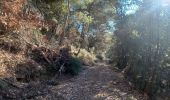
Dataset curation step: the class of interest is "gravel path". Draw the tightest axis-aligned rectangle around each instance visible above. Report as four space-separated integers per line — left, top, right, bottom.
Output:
50 63 146 100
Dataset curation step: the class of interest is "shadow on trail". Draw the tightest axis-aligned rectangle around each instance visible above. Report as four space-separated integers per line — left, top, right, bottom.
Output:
52 63 146 100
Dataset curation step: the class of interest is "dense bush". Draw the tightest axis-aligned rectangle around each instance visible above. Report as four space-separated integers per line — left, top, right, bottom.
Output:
96 54 103 61
109 0 170 99
65 57 82 75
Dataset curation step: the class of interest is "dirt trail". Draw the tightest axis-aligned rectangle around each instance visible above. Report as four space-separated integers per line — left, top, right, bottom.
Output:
49 63 146 100
1 63 146 100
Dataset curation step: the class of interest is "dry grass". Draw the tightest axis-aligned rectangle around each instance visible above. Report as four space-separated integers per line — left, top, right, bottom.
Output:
71 46 96 65
0 25 59 79
0 50 26 77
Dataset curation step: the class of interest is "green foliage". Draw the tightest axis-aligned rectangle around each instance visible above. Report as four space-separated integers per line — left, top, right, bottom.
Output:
71 0 94 9
32 0 65 20
65 57 82 75
109 0 170 99
62 3 69 13
76 12 94 24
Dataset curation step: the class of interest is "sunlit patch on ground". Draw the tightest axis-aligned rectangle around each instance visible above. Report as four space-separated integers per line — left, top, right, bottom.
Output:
94 92 109 98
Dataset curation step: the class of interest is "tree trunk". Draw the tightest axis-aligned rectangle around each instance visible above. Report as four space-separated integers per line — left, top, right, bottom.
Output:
59 0 70 45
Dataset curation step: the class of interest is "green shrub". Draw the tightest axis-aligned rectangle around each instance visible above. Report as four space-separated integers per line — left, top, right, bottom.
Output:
65 57 82 75
96 54 103 61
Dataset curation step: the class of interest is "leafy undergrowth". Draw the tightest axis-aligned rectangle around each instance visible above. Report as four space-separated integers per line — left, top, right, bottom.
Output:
0 42 82 99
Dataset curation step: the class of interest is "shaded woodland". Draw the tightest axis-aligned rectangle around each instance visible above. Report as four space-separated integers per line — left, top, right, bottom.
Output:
0 0 170 100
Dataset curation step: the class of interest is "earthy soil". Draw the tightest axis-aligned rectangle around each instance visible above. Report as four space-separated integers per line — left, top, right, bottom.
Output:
50 63 146 100
0 63 146 100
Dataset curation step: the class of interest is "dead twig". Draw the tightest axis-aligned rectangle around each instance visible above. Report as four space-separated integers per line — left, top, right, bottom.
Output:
40 51 52 64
